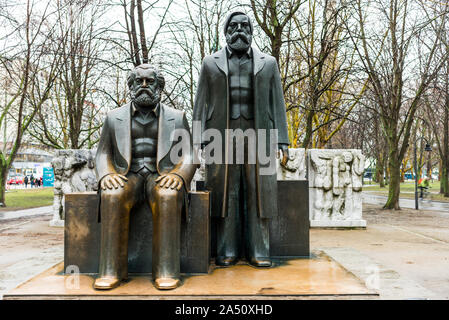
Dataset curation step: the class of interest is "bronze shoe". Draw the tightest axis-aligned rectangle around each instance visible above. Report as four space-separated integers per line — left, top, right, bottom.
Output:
154 277 180 290
93 276 121 290
248 257 272 268
216 256 238 266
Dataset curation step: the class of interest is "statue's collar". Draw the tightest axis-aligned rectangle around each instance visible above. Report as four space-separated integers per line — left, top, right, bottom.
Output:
226 46 252 59
131 102 160 118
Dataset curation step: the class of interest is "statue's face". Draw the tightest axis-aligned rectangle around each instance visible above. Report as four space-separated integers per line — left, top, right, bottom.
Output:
129 68 160 109
343 152 353 163
226 14 252 52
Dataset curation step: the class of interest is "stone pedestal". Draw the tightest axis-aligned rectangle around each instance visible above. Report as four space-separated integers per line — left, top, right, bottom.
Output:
207 180 310 258
64 191 210 274
270 180 309 256
308 149 366 228
3 252 377 299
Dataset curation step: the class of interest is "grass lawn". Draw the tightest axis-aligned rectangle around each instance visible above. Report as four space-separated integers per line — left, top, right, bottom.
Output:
363 180 449 202
1 187 54 211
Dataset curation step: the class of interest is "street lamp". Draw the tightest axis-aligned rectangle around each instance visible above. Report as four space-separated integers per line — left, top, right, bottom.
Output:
414 137 432 210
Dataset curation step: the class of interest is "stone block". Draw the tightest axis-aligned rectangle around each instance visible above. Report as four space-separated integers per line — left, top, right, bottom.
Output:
209 180 310 258
64 191 210 274
270 180 309 256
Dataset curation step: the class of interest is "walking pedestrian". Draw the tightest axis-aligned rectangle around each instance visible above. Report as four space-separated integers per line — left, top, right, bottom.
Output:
24 175 28 189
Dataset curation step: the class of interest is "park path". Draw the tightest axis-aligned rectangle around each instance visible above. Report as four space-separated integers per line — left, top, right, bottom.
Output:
0 210 63 299
0 206 53 221
363 192 449 212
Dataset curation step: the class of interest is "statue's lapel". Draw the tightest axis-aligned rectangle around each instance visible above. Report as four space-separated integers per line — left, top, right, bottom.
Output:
252 48 266 76
214 48 228 76
157 104 175 169
114 103 131 164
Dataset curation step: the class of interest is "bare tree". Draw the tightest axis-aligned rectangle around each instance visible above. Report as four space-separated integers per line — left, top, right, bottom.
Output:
424 59 449 196
349 0 449 209
249 0 303 64
28 0 112 149
120 0 174 66
283 0 365 148
0 0 61 206
164 0 232 114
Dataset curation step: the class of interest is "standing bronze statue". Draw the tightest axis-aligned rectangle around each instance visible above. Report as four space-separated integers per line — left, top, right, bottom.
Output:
193 12 290 267
94 64 196 290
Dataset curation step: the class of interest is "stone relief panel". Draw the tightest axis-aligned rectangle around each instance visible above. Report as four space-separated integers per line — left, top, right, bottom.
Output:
50 149 97 225
308 149 365 227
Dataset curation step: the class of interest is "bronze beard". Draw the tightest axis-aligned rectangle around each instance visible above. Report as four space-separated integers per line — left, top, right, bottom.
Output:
131 87 161 109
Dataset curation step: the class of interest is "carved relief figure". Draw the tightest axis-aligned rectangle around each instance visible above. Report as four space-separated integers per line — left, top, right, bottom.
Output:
352 153 365 192
310 152 333 220
332 152 353 217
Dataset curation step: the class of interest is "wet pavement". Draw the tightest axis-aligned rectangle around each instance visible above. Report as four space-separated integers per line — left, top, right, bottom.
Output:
363 193 449 212
0 213 63 299
0 206 53 221
4 253 376 299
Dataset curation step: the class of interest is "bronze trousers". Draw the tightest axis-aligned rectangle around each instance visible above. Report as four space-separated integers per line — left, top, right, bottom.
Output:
217 117 270 260
98 168 183 281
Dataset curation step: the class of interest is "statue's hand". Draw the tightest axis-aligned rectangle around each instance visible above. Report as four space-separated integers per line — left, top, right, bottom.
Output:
101 174 128 190
278 145 289 168
155 173 183 191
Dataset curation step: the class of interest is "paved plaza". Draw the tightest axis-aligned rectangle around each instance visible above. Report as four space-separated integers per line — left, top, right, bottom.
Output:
1 194 448 299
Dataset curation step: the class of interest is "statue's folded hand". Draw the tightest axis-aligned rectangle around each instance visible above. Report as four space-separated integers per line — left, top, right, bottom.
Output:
278 145 289 168
155 173 183 191
101 174 128 190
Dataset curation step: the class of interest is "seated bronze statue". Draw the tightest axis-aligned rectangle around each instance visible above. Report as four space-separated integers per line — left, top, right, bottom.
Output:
94 64 196 290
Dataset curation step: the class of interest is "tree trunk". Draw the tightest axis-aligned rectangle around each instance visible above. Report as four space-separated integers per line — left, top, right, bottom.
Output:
384 153 401 209
376 158 385 187
0 165 8 207
136 0 148 63
443 95 449 196
271 30 282 66
442 164 449 197
301 110 314 148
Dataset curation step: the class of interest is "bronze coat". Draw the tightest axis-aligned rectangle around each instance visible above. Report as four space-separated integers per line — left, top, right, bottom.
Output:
95 103 197 220
193 47 290 219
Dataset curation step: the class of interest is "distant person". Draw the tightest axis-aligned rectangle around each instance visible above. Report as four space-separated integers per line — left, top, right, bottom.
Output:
31 178 35 188
418 177 430 198
39 176 43 187
24 175 28 188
